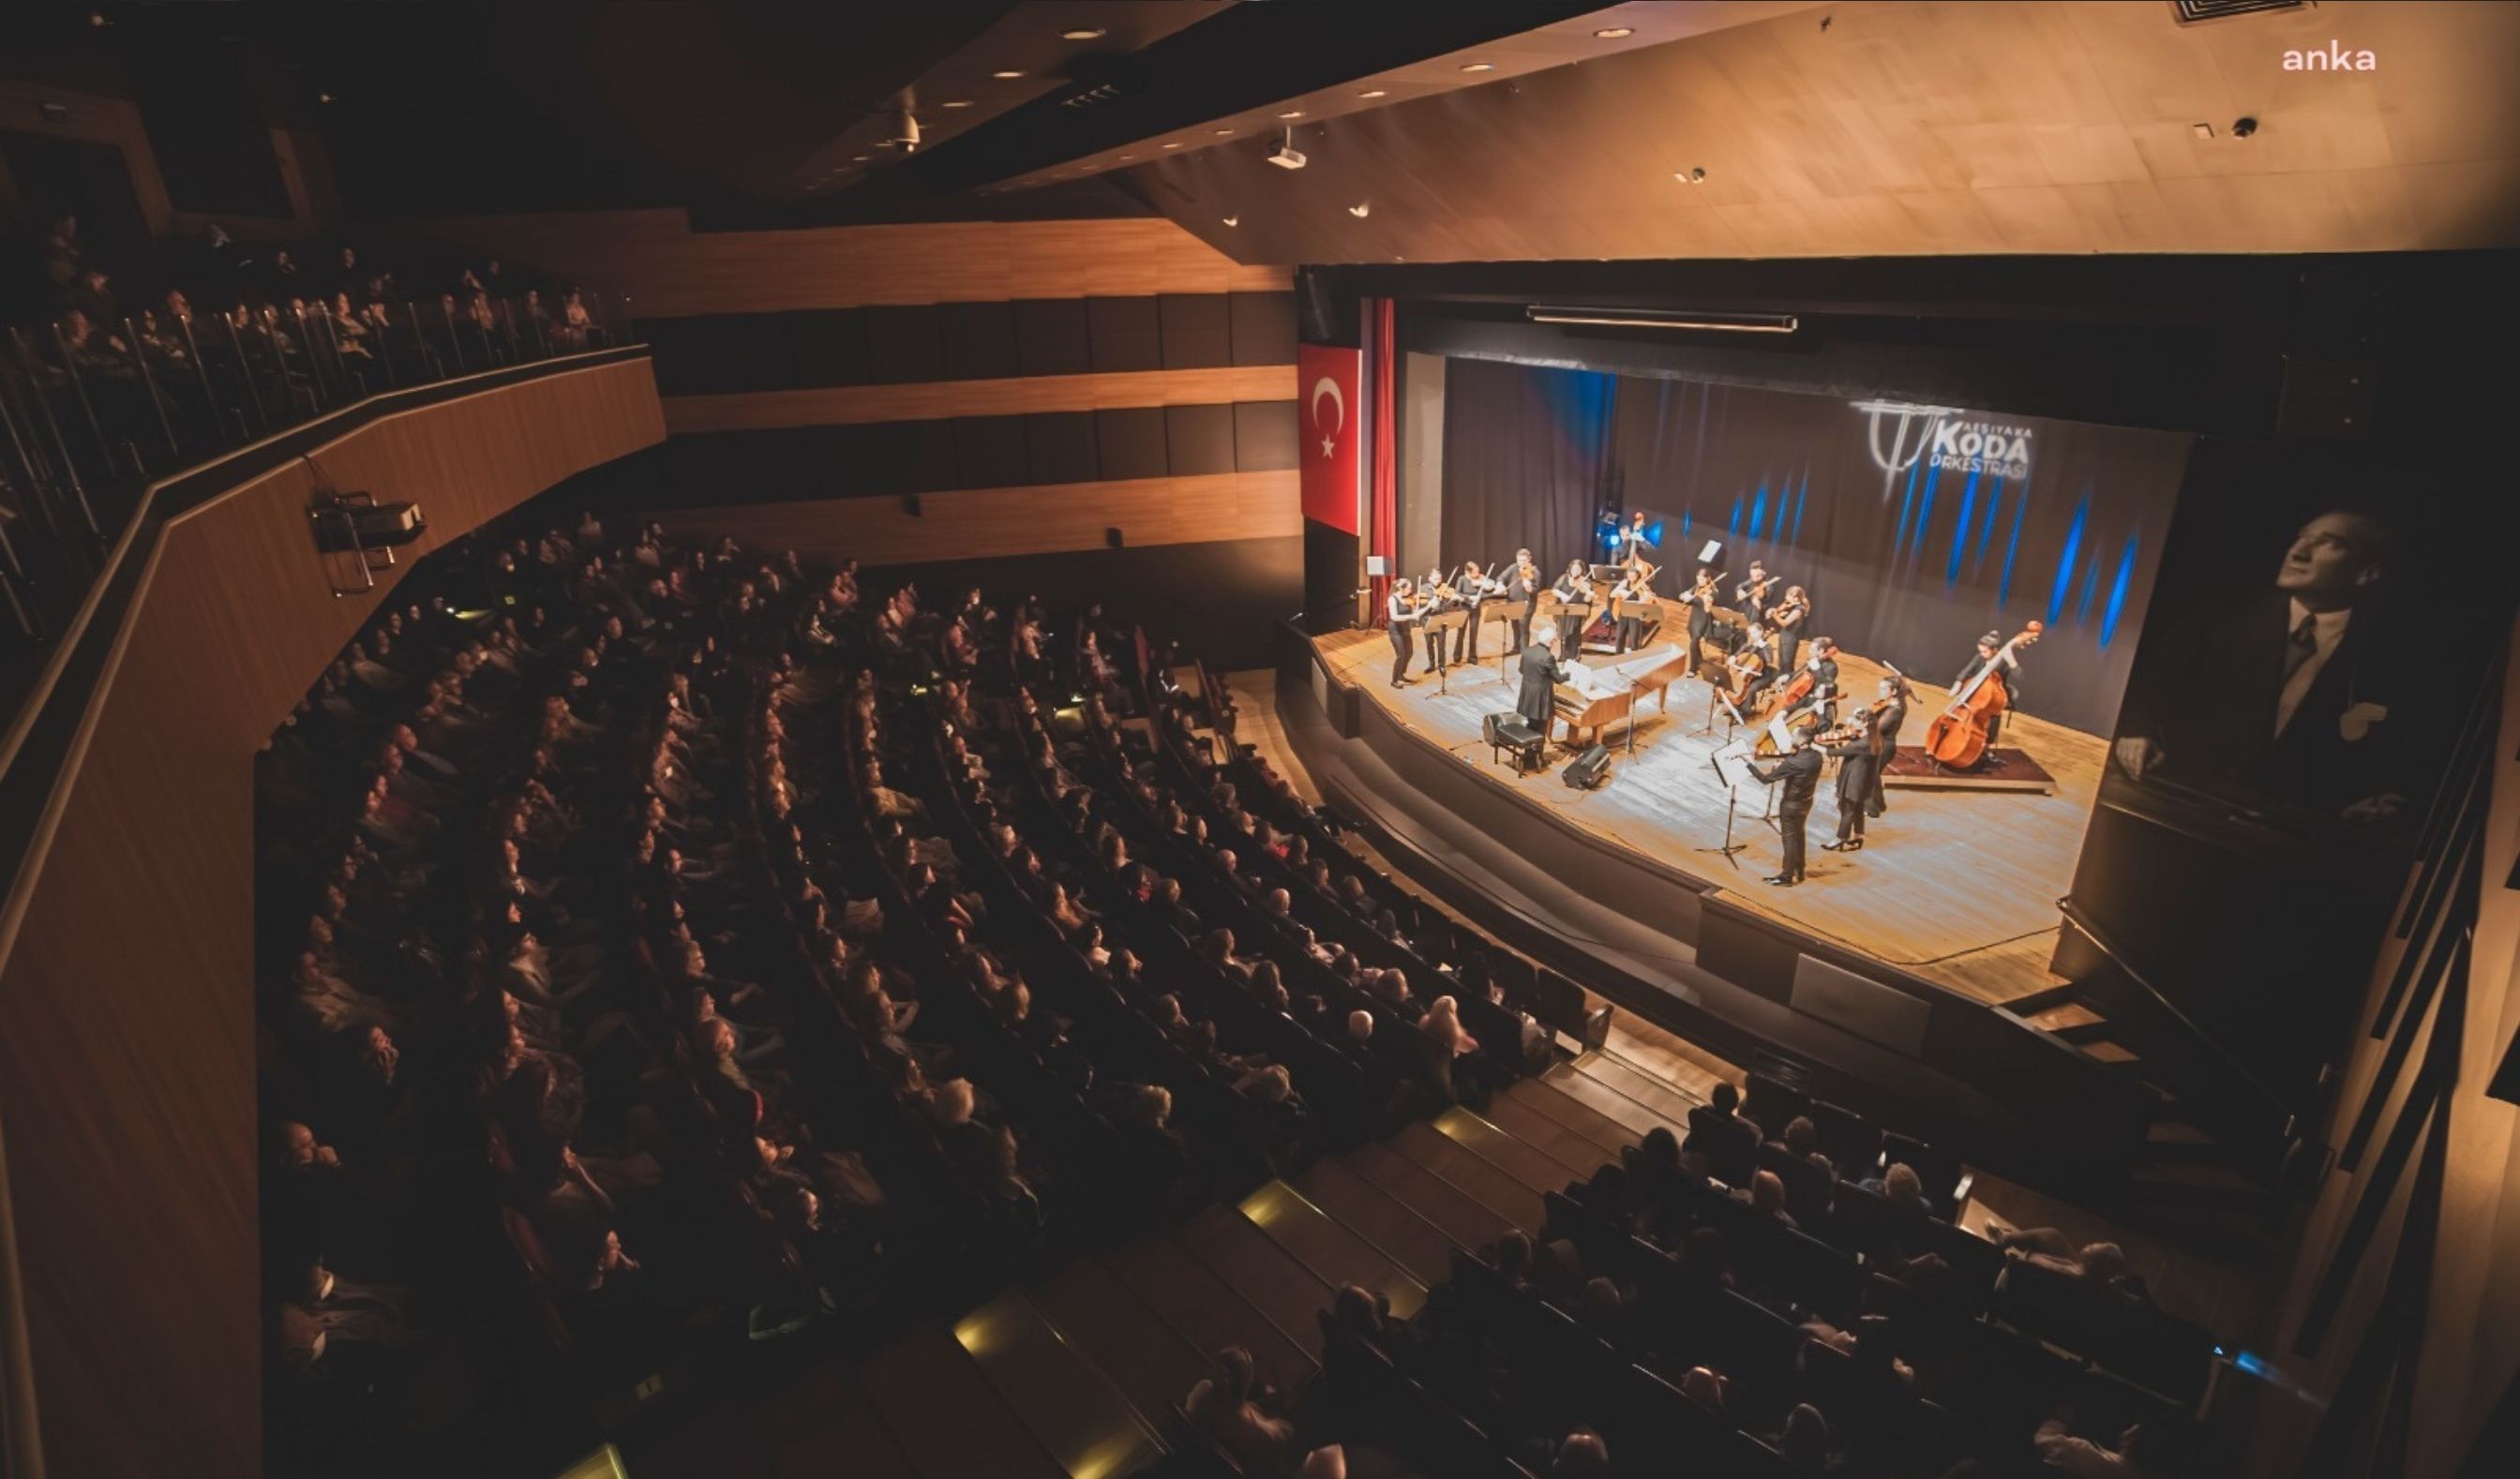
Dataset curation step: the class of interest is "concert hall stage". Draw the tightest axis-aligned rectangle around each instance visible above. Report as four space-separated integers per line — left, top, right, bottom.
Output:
1277 620 2155 1179
1310 627 2108 1008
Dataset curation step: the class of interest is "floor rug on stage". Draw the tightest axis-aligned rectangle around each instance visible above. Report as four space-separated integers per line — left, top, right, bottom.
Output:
1882 747 2057 793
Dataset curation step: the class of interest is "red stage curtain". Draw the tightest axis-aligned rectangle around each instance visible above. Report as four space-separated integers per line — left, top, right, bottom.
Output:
1369 295 1398 623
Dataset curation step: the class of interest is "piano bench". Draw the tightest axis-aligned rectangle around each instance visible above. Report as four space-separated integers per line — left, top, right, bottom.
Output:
1482 713 1549 774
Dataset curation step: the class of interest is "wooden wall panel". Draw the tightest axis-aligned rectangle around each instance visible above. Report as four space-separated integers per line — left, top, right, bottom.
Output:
0 358 663 1479
652 470 1298 566
414 209 1289 316
661 364 1297 432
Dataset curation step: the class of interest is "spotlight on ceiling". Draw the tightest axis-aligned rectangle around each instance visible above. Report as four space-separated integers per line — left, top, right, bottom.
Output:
1358 89 1388 98
1212 127 1234 135
940 99 972 109
1277 110 1304 119
1222 216 1240 228
992 69 1025 79
1460 61 1494 72
1348 202 1371 217
888 105 922 152
1060 27 1107 41
1673 167 1706 184
1595 27 1635 38
1266 129 1308 170
1162 142 1181 149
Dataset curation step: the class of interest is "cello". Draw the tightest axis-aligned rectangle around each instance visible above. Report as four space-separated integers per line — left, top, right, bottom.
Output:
1923 622 2043 769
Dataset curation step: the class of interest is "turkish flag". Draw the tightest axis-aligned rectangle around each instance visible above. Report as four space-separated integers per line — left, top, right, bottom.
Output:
1298 344 1362 534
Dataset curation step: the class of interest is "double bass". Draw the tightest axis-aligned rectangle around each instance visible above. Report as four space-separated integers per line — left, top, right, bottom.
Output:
1923 622 2043 769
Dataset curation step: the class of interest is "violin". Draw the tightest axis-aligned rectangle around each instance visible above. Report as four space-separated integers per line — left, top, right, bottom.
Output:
1922 622 2044 769
1739 572 1780 608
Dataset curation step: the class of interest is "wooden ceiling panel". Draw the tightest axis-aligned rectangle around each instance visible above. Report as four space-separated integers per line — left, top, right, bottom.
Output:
1122 0 2520 264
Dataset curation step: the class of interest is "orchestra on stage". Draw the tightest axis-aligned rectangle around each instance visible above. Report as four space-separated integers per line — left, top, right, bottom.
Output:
1378 518 2048 888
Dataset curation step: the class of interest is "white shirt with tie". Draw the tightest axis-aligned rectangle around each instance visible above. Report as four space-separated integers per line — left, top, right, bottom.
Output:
2274 599 2351 738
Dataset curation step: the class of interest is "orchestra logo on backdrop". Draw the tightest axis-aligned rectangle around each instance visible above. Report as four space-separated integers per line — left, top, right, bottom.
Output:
1928 419 2035 481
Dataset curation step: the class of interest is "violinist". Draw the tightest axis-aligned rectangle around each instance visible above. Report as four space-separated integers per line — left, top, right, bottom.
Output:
1744 728 1822 888
1385 578 1425 690
1818 705 1882 853
1503 548 1543 651
1458 560 1509 664
1735 560 1780 614
1550 560 1595 658
1418 565 1460 673
1869 674 1911 818
1767 585 1811 673
1681 566 1726 678
1609 560 1658 653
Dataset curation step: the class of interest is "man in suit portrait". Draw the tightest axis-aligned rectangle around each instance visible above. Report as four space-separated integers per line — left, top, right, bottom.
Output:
2112 506 2401 821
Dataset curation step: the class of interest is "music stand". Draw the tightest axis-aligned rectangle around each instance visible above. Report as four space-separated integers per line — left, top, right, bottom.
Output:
1700 684 1745 739
1700 740 1757 869
1481 601 1521 679
1423 606 1470 695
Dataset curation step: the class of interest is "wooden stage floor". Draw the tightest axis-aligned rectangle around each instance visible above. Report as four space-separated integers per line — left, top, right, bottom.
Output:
1315 630 2107 1007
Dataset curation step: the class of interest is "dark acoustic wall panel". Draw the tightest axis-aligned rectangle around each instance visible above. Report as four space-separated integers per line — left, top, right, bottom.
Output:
953 415 1032 489
1166 402 1238 477
1231 291 1300 366
640 400 1297 504
938 299 1022 381
645 312 790 394
1025 411 1102 486
785 307 870 387
1014 297 1094 377
864 304 947 384
1096 407 1171 483
1088 295 1164 373
1235 400 1299 472
1162 292 1235 369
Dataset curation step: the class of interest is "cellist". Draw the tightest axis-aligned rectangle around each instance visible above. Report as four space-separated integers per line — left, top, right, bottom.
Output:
1951 631 2023 747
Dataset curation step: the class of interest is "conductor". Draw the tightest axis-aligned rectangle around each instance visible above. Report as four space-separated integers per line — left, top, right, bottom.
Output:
1517 620 1568 740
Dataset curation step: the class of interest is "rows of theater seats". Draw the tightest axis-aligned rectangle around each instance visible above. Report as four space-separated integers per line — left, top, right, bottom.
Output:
0 212 619 658
249 515 1585 1474
252 513 2222 1477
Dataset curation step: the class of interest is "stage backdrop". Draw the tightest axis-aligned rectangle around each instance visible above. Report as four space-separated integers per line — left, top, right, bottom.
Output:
1437 358 1618 586
1590 376 2195 737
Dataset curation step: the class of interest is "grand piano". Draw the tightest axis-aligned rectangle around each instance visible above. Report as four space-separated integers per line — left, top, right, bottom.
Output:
1550 643 1694 749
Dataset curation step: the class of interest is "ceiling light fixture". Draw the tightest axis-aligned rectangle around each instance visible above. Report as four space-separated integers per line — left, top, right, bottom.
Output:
940 99 972 109
992 69 1025 79
1212 127 1234 135
1595 27 1635 39
1277 110 1304 119
1222 216 1240 228
853 155 870 162
1060 27 1107 41
1525 306 1798 335
1162 142 1181 149
1674 167 1706 183
1460 62 1494 72
1358 89 1388 98
1348 202 1371 217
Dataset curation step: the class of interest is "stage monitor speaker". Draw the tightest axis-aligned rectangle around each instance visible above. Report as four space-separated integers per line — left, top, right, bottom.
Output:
1565 743 1612 789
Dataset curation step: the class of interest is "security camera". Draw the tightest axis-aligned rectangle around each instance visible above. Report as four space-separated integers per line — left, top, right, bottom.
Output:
1266 128 1307 170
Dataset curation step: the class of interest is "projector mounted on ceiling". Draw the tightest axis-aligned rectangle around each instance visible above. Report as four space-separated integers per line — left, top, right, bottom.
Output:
1266 128 1306 171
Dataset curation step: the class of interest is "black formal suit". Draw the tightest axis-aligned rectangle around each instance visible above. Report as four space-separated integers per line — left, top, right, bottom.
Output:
1869 698 1908 817
1822 735 1882 843
1502 565 1541 650
2129 597 2392 814
1516 641 1566 734
1747 747 1824 881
